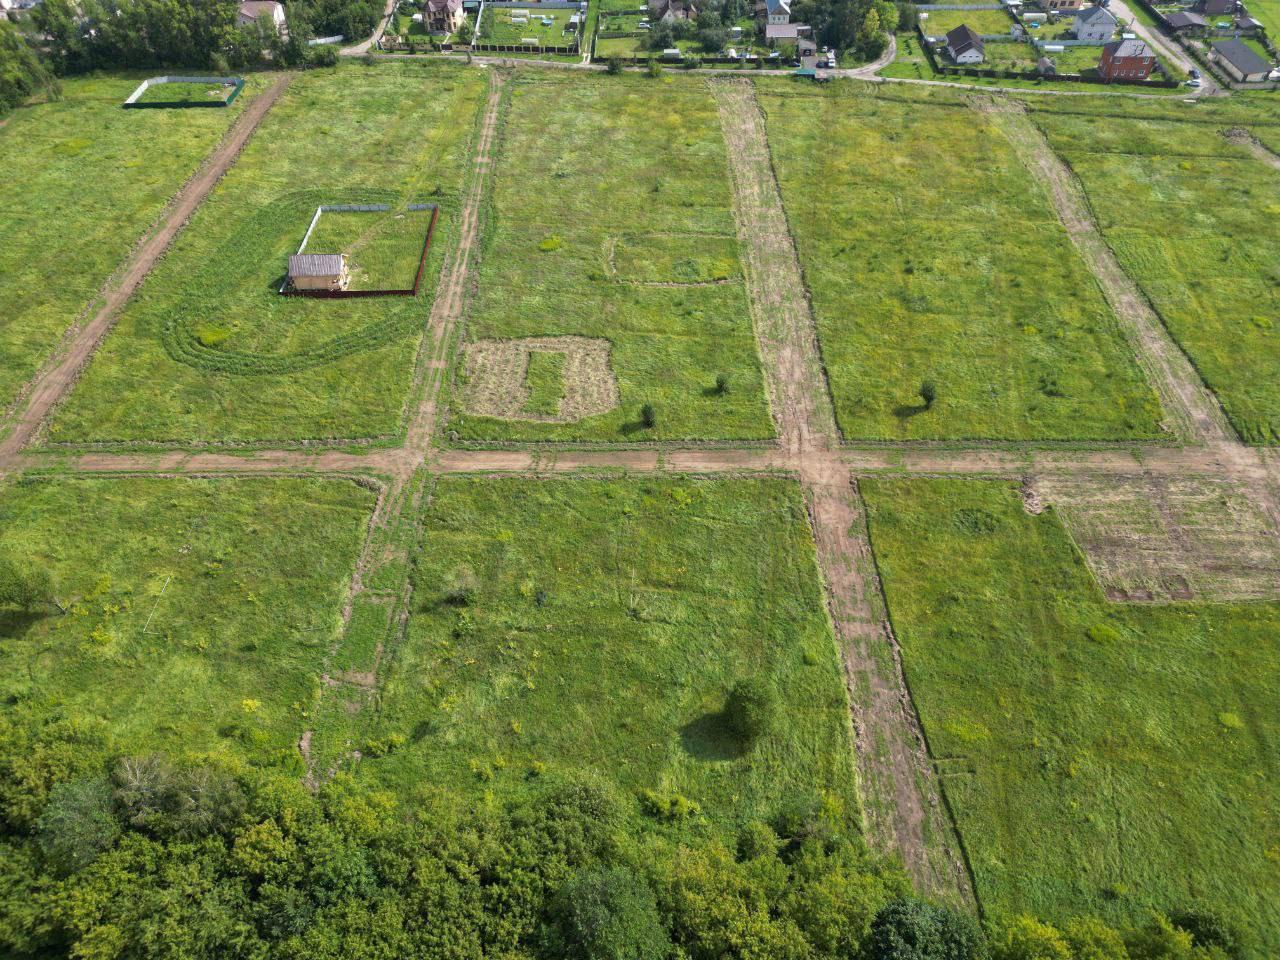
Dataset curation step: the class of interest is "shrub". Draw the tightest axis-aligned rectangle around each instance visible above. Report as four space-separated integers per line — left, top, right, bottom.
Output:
990 916 1070 960
647 57 662 77
0 554 55 612
552 865 670 960
683 54 701 69
863 897 989 960
1061 918 1129 960
540 235 563 252
607 55 624 74
920 380 937 409
308 44 339 67
35 777 120 873
639 788 700 821
443 565 478 606
715 373 729 395
723 677 778 746
640 403 657 429
1086 623 1121 645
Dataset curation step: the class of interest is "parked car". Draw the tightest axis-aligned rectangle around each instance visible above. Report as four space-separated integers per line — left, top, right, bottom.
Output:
1189 67 1200 78
1186 76 1202 86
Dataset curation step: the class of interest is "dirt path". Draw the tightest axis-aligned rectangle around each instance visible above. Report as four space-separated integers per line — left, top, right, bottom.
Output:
1223 127 1280 170
0 73 294 460
981 97 1235 447
712 79 836 456
714 77 973 904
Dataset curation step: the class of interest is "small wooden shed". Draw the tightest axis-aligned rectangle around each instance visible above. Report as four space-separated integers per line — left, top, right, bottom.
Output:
288 253 349 292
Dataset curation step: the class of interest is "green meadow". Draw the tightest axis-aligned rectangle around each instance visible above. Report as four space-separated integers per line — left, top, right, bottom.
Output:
862 477 1280 954
350 476 858 833
0 74 261 420
1029 107 1280 443
757 82 1163 441
0 476 373 769
447 73 774 443
47 62 487 447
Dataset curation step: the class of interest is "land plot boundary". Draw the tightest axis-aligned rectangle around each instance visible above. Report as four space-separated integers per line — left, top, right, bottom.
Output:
123 75 246 109
280 202 440 298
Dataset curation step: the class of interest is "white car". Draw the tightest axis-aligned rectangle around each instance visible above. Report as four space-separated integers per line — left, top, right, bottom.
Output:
1185 77 1201 87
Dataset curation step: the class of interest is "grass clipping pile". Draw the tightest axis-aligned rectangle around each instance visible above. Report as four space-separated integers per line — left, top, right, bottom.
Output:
461 336 620 423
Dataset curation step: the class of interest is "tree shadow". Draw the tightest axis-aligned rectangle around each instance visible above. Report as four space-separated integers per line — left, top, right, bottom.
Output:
892 402 929 421
619 420 650 436
0 609 50 639
679 710 746 762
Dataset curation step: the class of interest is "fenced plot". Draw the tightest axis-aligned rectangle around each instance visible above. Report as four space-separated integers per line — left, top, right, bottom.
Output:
281 203 439 297
124 75 245 109
480 5 579 44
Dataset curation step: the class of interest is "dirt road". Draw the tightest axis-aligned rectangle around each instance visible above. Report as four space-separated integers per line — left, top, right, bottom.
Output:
0 73 294 459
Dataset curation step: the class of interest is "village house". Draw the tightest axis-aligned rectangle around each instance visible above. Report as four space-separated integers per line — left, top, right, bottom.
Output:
1098 37 1155 79
1044 0 1085 13
945 24 985 63
425 0 464 33
649 0 697 20
1209 37 1271 80
755 0 812 44
1166 10 1208 33
1073 4 1117 40
237 0 287 34
288 254 349 292
1196 0 1236 16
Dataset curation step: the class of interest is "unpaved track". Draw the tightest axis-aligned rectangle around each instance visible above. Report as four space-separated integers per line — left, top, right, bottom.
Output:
714 77 973 904
1223 127 1280 170
980 97 1235 447
0 73 294 459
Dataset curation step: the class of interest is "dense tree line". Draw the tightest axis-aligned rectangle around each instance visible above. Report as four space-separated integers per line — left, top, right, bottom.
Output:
0 711 1250 960
0 20 59 116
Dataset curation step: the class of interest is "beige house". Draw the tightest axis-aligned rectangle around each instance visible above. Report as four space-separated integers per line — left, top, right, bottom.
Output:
288 254 349 292
425 0 465 33
238 0 287 33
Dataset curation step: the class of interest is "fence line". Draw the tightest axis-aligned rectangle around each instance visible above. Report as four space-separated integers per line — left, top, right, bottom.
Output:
123 75 244 109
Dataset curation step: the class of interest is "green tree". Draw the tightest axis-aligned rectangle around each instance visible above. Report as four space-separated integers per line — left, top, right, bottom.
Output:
920 380 937 409
990 916 1071 960
553 865 670 960
1061 917 1131 960
456 17 474 43
35 776 121 873
862 897 989 960
607 55 624 73
640 404 657 429
0 555 55 612
723 678 778 746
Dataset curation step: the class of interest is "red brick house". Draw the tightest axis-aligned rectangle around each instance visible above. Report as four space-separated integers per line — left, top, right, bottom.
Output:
1098 37 1155 80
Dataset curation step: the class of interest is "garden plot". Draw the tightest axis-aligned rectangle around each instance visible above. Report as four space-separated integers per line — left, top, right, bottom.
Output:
481 6 578 44
862 477 1280 951
47 62 488 446
448 73 773 442
756 82 1163 441
290 204 436 293
1035 472 1280 602
349 476 861 833
0 476 374 768
0 75 259 419
919 8 1016 35
461 336 620 422
1029 109 1280 443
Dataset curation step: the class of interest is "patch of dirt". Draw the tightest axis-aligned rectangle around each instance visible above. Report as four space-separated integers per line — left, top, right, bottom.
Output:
1040 472 1280 602
461 336 620 423
1020 475 1045 515
1222 127 1280 171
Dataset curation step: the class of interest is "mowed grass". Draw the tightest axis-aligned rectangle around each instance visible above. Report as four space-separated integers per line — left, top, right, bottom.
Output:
302 206 434 291
757 83 1163 440
861 477 1280 954
48 62 487 446
919 9 1016 35
0 476 373 769
1030 108 1280 442
480 5 578 44
135 80 237 104
355 476 859 833
448 73 774 442
0 74 262 419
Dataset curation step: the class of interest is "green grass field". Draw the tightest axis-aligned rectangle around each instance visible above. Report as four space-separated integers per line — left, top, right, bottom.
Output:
862 478 1280 954
0 476 373 770
1248 0 1280 36
135 80 237 104
351 476 859 832
919 8 1017 35
480 5 579 45
447 73 774 442
1029 108 1280 443
301 206 434 291
756 81 1164 441
0 75 261 423
46 63 487 447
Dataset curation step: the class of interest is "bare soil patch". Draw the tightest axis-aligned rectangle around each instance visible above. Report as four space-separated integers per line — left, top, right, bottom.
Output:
1040 472 1280 602
461 335 620 423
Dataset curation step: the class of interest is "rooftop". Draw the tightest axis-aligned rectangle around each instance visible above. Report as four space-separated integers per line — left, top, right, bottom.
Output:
1104 37 1152 58
288 253 346 278
1212 37 1271 74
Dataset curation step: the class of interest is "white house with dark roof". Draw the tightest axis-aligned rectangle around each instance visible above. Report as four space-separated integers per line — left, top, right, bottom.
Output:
1073 5 1117 41
945 24 984 63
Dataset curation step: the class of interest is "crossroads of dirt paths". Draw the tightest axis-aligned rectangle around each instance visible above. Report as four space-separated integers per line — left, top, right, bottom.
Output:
3 67 1280 913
